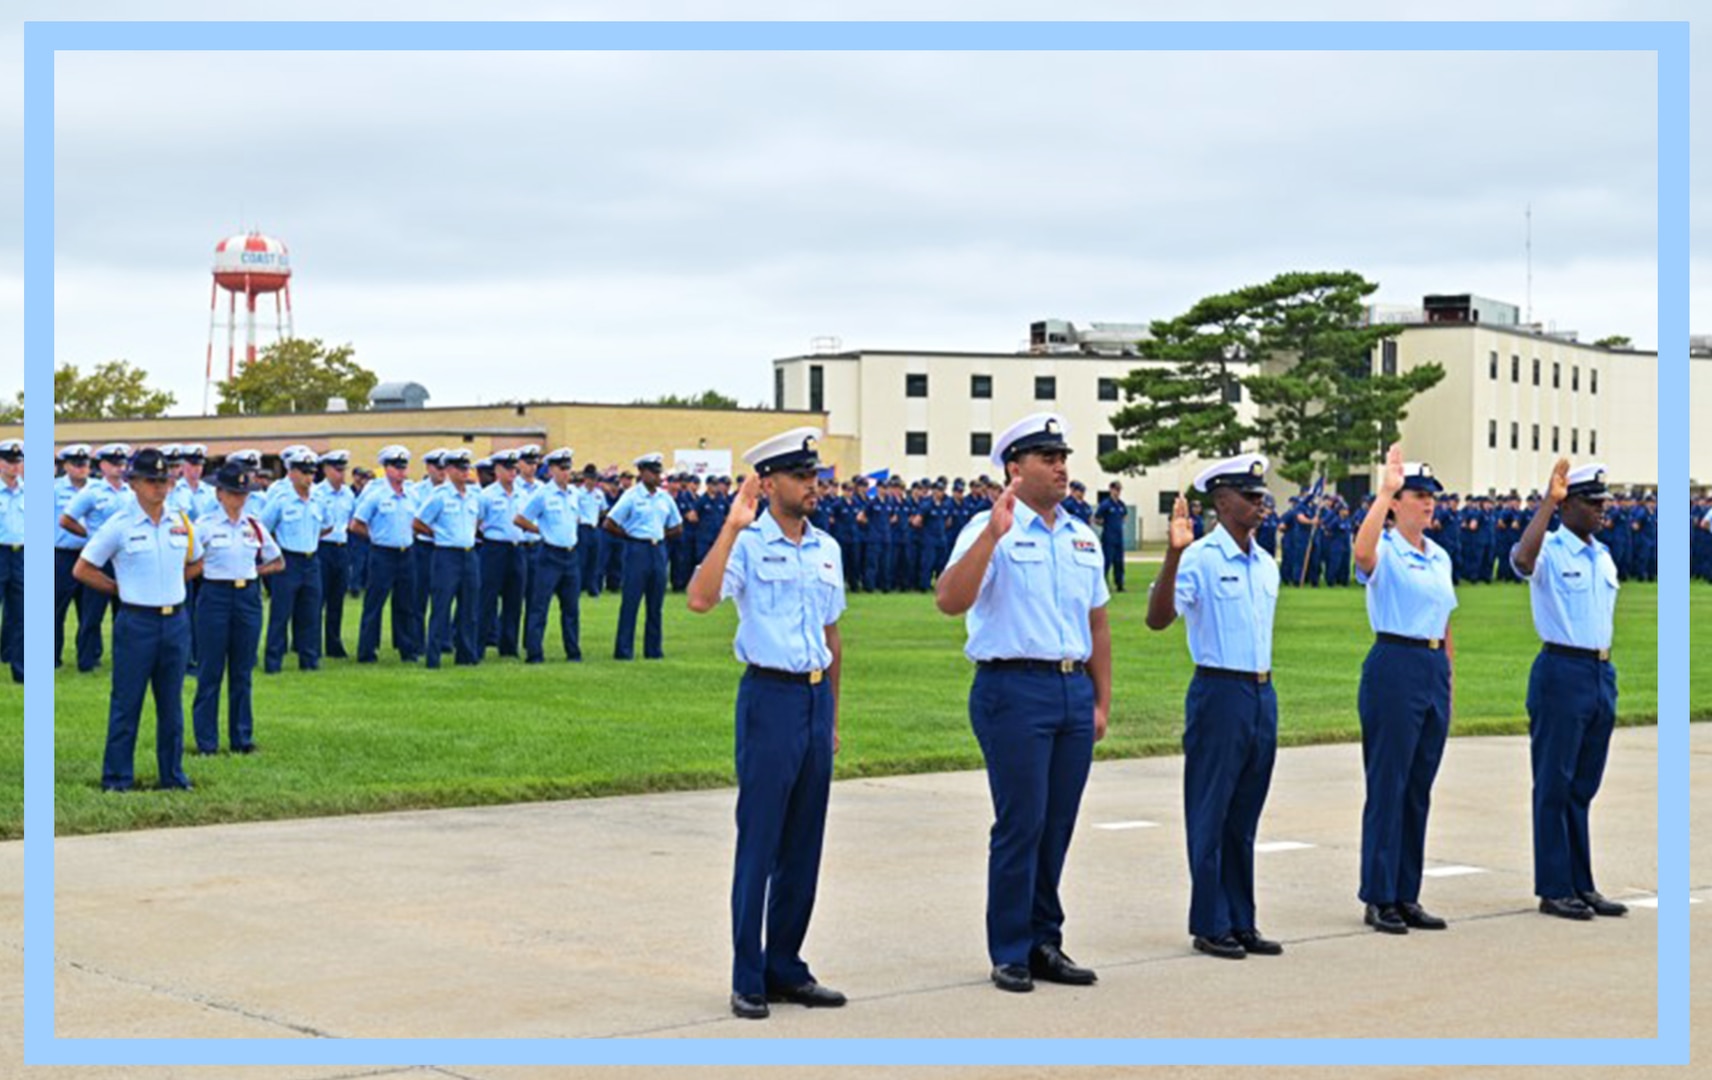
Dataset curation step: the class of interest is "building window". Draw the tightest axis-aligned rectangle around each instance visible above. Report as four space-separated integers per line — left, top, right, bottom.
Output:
1098 377 1119 401
1552 426 1560 452
1590 430 1597 454
1034 375 1057 400
1572 366 1579 391
1591 368 1598 394
1531 423 1540 451
1532 358 1540 386
1511 354 1520 382
905 431 928 456
970 432 992 457
1381 340 1398 376
1552 362 1560 389
1222 379 1242 404
774 367 785 411
1489 350 1499 379
971 374 992 399
1097 434 1119 456
1510 422 1519 450
808 364 823 413
1488 419 1497 448
1571 428 1579 454
905 373 928 398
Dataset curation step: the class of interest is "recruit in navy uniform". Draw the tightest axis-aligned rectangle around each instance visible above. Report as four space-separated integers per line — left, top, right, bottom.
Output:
0 439 23 684
1145 454 1284 960
687 426 848 1021
936 412 1113 994
1510 459 1628 922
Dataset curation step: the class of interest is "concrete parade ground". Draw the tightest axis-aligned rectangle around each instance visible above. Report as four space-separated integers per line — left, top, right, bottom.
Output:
0 723 1704 1079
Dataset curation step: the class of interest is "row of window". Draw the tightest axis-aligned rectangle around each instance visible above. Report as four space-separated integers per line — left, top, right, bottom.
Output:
904 372 1126 402
904 431 1122 457
1487 420 1596 455
1487 350 1598 393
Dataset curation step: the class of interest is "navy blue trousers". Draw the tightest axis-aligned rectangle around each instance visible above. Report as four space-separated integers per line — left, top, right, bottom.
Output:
1183 674 1278 937
1357 640 1451 905
1101 537 1125 590
319 541 350 657
192 581 263 752
347 532 370 595
916 541 945 590
603 529 625 592
842 536 862 589
969 666 1095 966
55 547 83 669
525 544 582 662
357 545 421 662
730 670 835 997
413 540 435 650
0 546 20 683
1527 651 1618 898
480 541 525 656
862 541 889 593
427 547 481 667
264 551 322 673
102 605 191 791
614 541 667 660
76 560 113 671
578 525 602 597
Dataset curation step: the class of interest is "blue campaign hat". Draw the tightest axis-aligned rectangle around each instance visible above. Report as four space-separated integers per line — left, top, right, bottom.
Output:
212 461 252 494
746 426 825 475
1400 462 1444 495
1193 453 1270 494
1565 462 1613 501
125 447 172 480
992 412 1072 468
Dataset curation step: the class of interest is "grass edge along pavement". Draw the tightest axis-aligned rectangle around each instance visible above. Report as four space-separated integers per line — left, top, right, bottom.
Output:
23 577 1684 838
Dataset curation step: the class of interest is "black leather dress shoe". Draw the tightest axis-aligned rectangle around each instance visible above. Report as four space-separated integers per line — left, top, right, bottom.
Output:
766 980 847 1008
730 992 769 1019
1192 934 1247 959
1579 890 1628 917
1397 901 1447 930
1539 895 1595 920
991 963 1034 992
1029 943 1097 985
1365 903 1409 934
1232 929 1284 955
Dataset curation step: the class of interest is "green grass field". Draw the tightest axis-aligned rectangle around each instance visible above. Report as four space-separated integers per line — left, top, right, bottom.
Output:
0 572 1695 839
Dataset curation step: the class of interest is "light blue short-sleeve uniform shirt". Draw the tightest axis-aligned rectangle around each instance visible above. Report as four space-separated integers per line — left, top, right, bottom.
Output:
1514 527 1618 651
720 512 846 673
260 487 328 555
352 480 418 549
479 482 525 543
167 480 219 524
515 476 543 544
65 479 134 539
0 479 23 545
314 480 357 543
607 484 683 541
195 510 282 582
1172 524 1279 673
54 476 89 549
945 502 1110 663
521 483 581 548
1355 527 1458 639
81 504 205 607
578 485 607 526
416 484 481 548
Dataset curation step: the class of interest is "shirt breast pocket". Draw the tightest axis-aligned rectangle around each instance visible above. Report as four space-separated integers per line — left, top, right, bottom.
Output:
1600 561 1620 591
207 533 232 551
123 534 153 555
754 557 800 614
281 506 303 523
1558 567 1591 592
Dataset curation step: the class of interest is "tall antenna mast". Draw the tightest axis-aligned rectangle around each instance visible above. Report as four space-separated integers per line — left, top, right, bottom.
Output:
1524 202 1532 325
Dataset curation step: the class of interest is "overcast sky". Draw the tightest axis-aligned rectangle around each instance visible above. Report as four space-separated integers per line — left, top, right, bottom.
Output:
4 1 1705 415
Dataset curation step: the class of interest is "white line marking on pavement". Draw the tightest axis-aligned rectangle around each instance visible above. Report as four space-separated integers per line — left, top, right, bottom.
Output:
1629 896 1704 909
1095 820 1161 831
1254 840 1316 853
1422 865 1489 878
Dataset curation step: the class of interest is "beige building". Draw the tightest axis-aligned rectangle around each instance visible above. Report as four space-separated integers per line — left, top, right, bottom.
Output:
13 401 853 480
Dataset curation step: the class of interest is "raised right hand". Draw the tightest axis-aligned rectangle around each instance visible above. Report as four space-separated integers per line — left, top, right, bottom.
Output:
727 474 761 532
1169 494 1194 550
1546 457 1570 503
986 479 1021 540
1378 442 1405 497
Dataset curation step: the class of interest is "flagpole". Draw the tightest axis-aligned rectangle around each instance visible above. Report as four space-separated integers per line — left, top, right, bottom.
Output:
1298 476 1325 587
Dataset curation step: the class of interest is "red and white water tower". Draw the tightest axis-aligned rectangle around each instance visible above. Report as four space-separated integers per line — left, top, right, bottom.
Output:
205 230 294 411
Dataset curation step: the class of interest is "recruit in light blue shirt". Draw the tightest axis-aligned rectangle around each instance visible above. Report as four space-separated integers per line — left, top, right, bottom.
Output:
515 477 543 544
577 485 607 526
314 480 357 543
194 510 282 582
945 502 1110 664
1355 527 1458 639
1514 526 1618 651
352 480 419 549
720 512 846 673
260 487 329 555
167 479 219 524
80 503 204 607
0 479 23 545
1172 524 1279 673
478 482 525 543
607 484 683 541
54 476 89 549
416 483 481 548
521 482 581 548
64 478 134 538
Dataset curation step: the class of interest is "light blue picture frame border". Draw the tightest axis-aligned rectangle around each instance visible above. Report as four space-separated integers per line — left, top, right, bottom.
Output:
22 19 1690 1068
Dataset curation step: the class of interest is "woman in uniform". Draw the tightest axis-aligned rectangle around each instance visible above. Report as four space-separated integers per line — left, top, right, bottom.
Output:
1351 443 1458 935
